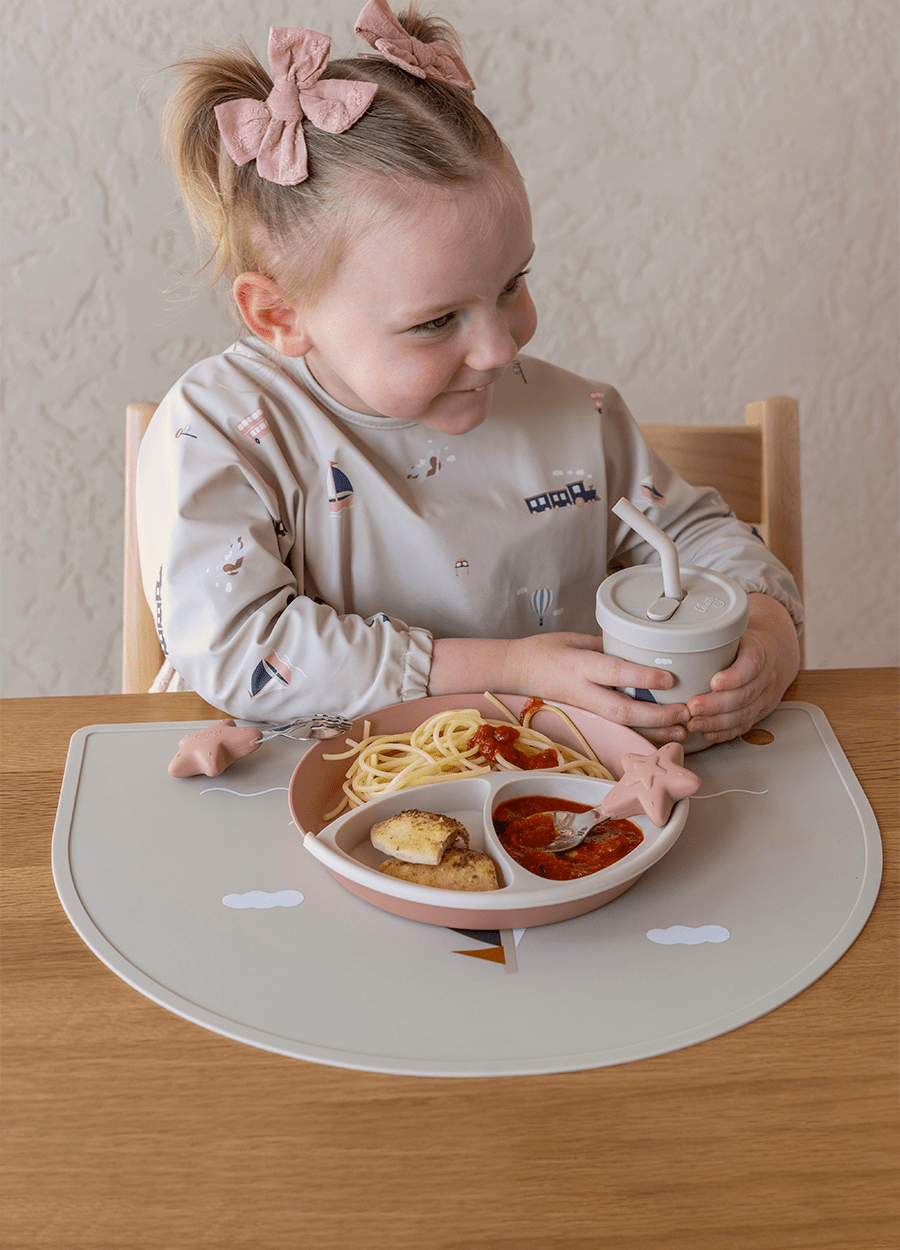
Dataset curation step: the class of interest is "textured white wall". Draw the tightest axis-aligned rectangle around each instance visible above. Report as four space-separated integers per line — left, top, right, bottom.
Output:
2 0 897 696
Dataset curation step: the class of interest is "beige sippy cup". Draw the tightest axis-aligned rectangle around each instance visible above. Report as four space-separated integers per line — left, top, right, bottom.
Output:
596 498 749 753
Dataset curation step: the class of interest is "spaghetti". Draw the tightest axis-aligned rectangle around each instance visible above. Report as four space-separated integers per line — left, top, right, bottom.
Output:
322 696 613 820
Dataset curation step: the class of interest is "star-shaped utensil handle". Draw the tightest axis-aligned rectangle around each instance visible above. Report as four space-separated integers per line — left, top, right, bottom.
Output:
600 742 700 826
168 719 263 778
167 713 354 777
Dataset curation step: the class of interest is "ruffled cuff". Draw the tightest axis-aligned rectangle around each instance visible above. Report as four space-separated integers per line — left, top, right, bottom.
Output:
399 627 434 701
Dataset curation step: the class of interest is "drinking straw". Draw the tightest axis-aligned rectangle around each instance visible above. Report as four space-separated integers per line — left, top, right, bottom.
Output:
612 497 684 603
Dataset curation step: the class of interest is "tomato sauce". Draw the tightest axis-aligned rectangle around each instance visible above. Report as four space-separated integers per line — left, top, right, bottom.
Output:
492 795 643 881
519 696 546 722
468 723 558 771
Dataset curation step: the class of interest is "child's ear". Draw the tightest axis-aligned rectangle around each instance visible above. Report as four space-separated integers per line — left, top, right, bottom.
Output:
233 273 311 356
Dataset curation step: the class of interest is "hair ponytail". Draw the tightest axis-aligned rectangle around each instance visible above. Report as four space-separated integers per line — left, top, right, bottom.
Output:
394 4 467 60
162 42 279 288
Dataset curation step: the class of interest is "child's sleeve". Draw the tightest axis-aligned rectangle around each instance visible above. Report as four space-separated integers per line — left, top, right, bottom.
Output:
136 397 433 721
600 387 804 634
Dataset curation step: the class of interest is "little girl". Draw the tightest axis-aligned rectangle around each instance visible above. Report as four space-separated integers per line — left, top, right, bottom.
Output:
138 1 802 746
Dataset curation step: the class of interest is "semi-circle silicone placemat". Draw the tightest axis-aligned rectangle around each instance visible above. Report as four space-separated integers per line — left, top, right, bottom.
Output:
52 703 881 1077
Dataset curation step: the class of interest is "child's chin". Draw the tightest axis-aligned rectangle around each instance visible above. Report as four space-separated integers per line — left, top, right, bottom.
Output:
417 389 493 434
420 412 489 436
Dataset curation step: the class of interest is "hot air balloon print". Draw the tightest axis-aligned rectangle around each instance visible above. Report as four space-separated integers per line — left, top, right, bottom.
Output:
531 587 553 627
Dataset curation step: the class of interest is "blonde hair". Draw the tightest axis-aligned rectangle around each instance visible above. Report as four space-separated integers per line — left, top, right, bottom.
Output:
162 8 519 309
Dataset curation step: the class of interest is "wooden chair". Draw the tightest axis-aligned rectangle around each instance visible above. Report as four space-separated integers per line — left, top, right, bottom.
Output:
123 402 165 694
642 396 803 665
641 396 803 594
122 395 803 692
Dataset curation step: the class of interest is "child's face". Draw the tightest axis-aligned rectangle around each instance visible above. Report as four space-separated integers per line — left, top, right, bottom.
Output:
299 176 537 434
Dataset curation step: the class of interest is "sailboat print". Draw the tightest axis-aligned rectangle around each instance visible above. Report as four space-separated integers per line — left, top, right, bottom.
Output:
327 462 355 513
248 652 292 699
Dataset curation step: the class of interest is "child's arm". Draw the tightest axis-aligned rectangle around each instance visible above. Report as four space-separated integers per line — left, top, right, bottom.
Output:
137 391 434 721
429 634 692 745
430 593 799 747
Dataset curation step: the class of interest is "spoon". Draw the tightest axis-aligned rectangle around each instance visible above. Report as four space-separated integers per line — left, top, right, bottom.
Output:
538 807 608 853
249 713 354 742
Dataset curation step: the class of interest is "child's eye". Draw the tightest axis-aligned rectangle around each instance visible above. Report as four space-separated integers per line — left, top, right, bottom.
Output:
502 268 530 295
409 270 530 335
412 312 455 334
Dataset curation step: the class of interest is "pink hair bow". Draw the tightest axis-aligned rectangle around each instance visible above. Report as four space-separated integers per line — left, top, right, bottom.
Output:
215 27 378 186
354 0 475 93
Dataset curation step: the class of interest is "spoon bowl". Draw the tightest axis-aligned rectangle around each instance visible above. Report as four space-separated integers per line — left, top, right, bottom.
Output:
539 806 607 853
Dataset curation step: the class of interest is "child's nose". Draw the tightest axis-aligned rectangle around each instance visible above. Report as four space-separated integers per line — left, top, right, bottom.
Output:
463 310 520 372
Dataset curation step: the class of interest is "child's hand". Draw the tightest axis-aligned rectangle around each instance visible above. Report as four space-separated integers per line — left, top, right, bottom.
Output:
498 632 691 745
683 594 801 745
431 633 689 742
430 595 799 748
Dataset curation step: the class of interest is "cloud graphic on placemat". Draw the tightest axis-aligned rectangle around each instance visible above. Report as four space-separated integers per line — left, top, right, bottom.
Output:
647 925 729 945
222 890 304 909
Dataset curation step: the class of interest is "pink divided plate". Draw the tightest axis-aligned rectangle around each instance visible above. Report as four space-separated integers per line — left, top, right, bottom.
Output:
289 694 689 928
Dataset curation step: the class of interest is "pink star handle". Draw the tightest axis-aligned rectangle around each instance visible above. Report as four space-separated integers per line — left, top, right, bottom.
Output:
600 742 700 827
168 719 263 778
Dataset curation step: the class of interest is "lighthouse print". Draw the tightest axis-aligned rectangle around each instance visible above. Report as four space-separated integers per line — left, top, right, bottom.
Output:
327 462 355 513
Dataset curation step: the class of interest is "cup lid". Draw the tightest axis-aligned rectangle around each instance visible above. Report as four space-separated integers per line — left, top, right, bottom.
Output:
596 565 749 652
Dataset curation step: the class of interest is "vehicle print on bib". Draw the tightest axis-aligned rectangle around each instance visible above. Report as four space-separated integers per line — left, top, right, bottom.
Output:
327 462 354 513
236 408 271 443
455 558 470 576
524 475 598 514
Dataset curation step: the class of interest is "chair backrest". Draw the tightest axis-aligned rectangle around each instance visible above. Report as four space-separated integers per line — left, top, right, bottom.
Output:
123 401 163 694
122 394 802 692
639 396 803 600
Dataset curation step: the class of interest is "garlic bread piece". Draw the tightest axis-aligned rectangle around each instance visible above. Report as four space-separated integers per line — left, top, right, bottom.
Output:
378 847 499 892
370 809 469 865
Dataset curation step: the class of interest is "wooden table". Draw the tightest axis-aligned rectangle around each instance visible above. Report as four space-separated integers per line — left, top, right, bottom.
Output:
2 670 897 1250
